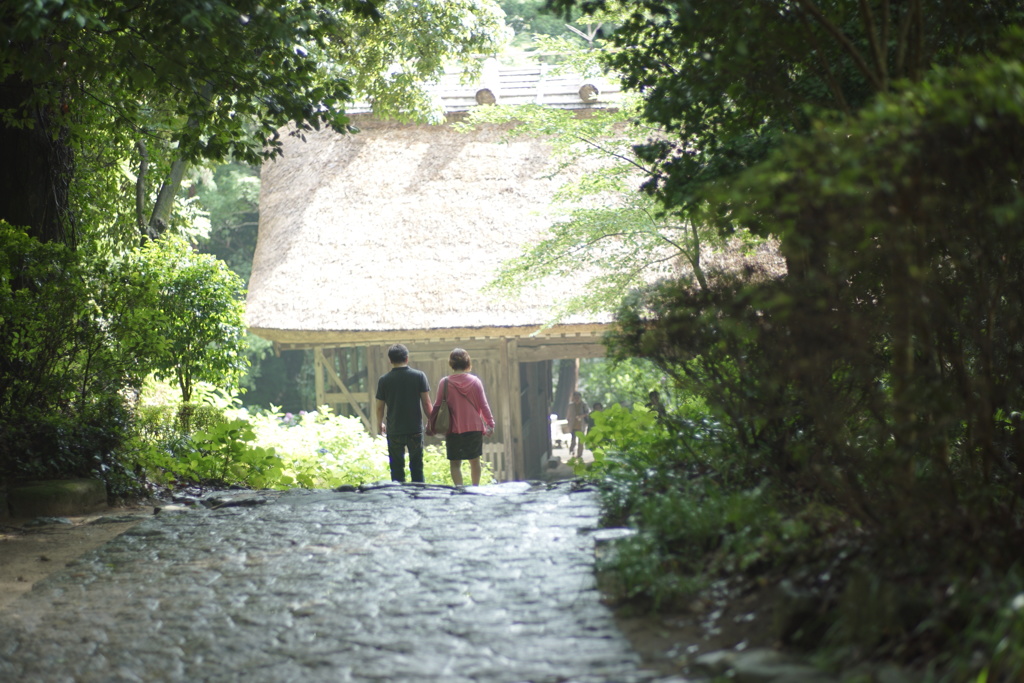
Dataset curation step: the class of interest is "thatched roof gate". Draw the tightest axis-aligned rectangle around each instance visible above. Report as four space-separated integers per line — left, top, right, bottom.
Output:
246 64 620 481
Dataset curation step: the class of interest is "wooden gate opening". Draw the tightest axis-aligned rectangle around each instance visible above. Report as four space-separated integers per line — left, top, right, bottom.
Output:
310 336 605 483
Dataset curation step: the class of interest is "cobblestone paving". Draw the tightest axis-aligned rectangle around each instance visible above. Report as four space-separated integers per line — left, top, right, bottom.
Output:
0 481 674 683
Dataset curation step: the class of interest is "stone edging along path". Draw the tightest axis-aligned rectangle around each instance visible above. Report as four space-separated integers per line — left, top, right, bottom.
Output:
0 480 679 683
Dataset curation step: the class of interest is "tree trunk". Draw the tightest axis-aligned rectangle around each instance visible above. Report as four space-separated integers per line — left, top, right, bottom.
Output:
0 76 75 246
148 158 188 237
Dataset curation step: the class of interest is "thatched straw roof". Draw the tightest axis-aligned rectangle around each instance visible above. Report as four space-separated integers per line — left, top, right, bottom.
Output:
247 68 623 348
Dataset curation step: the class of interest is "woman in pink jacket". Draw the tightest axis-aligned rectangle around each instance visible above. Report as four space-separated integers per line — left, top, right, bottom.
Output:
429 348 495 486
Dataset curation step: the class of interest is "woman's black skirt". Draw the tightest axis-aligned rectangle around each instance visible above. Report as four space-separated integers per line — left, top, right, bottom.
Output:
446 431 483 461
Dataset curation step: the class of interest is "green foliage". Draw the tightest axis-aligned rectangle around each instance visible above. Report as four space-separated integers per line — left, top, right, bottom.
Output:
596 530 706 612
594 24 1024 680
583 405 795 610
185 419 289 489
3 0 372 165
583 399 722 480
193 163 261 283
0 223 245 484
134 401 494 489
129 236 248 403
0 222 160 484
464 96 735 318
134 400 224 451
612 28 1024 542
132 405 284 489
611 275 813 490
126 395 227 483
549 0 1024 226
2 0 509 167
941 572 1024 683
579 385 720 478
2 0 511 249
500 0 581 47
577 356 672 410
576 402 662 477
243 407 495 487
463 34 768 319
8 396 136 489
332 0 511 125
242 408 394 488
743 38 1024 540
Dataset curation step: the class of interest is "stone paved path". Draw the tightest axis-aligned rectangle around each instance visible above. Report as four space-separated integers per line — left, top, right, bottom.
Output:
0 481 677 683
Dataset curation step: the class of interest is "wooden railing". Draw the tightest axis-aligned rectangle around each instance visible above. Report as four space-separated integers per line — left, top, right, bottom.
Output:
483 442 512 482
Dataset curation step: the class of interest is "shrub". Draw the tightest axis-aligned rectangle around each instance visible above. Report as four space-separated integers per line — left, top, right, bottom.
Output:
241 407 493 487
134 402 494 489
0 222 159 488
597 29 1024 678
613 34 1024 554
126 236 248 404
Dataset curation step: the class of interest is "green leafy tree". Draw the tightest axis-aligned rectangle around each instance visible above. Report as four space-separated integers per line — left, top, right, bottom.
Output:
577 357 667 409
463 16 770 320
131 236 248 405
604 29 1024 675
0 0 512 480
546 2 1024 503
615 24 1024 553
731 36 1024 531
541 2 1024 670
548 0 1023 233
499 0 588 48
467 97 717 318
193 163 261 282
0 222 166 480
0 0 510 248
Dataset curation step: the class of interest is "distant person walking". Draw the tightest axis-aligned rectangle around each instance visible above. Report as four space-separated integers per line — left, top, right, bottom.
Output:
375 344 433 483
646 390 668 422
566 391 589 459
429 348 495 486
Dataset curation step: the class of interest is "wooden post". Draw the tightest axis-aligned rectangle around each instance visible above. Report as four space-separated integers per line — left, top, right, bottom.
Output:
367 345 383 432
578 83 600 103
314 347 326 410
495 338 522 481
507 338 523 480
491 340 505 480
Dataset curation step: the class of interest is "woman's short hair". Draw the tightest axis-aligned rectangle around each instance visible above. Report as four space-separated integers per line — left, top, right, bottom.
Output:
449 347 472 371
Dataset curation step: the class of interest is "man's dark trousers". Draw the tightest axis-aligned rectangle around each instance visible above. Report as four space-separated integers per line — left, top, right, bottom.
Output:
387 433 424 483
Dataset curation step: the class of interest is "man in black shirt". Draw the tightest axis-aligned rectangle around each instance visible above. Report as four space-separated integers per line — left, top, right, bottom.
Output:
375 344 433 483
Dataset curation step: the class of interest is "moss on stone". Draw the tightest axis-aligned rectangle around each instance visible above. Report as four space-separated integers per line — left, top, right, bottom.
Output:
8 479 107 518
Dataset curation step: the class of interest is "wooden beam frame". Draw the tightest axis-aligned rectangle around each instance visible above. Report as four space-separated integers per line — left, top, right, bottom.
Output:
517 343 607 362
309 336 607 483
250 323 611 349
315 347 372 430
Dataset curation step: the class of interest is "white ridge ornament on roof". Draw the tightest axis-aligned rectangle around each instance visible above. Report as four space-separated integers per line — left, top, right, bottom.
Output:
344 59 620 116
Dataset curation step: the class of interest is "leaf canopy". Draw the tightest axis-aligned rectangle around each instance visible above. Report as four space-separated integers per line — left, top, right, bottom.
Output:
545 0 1024 224
1 0 511 245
